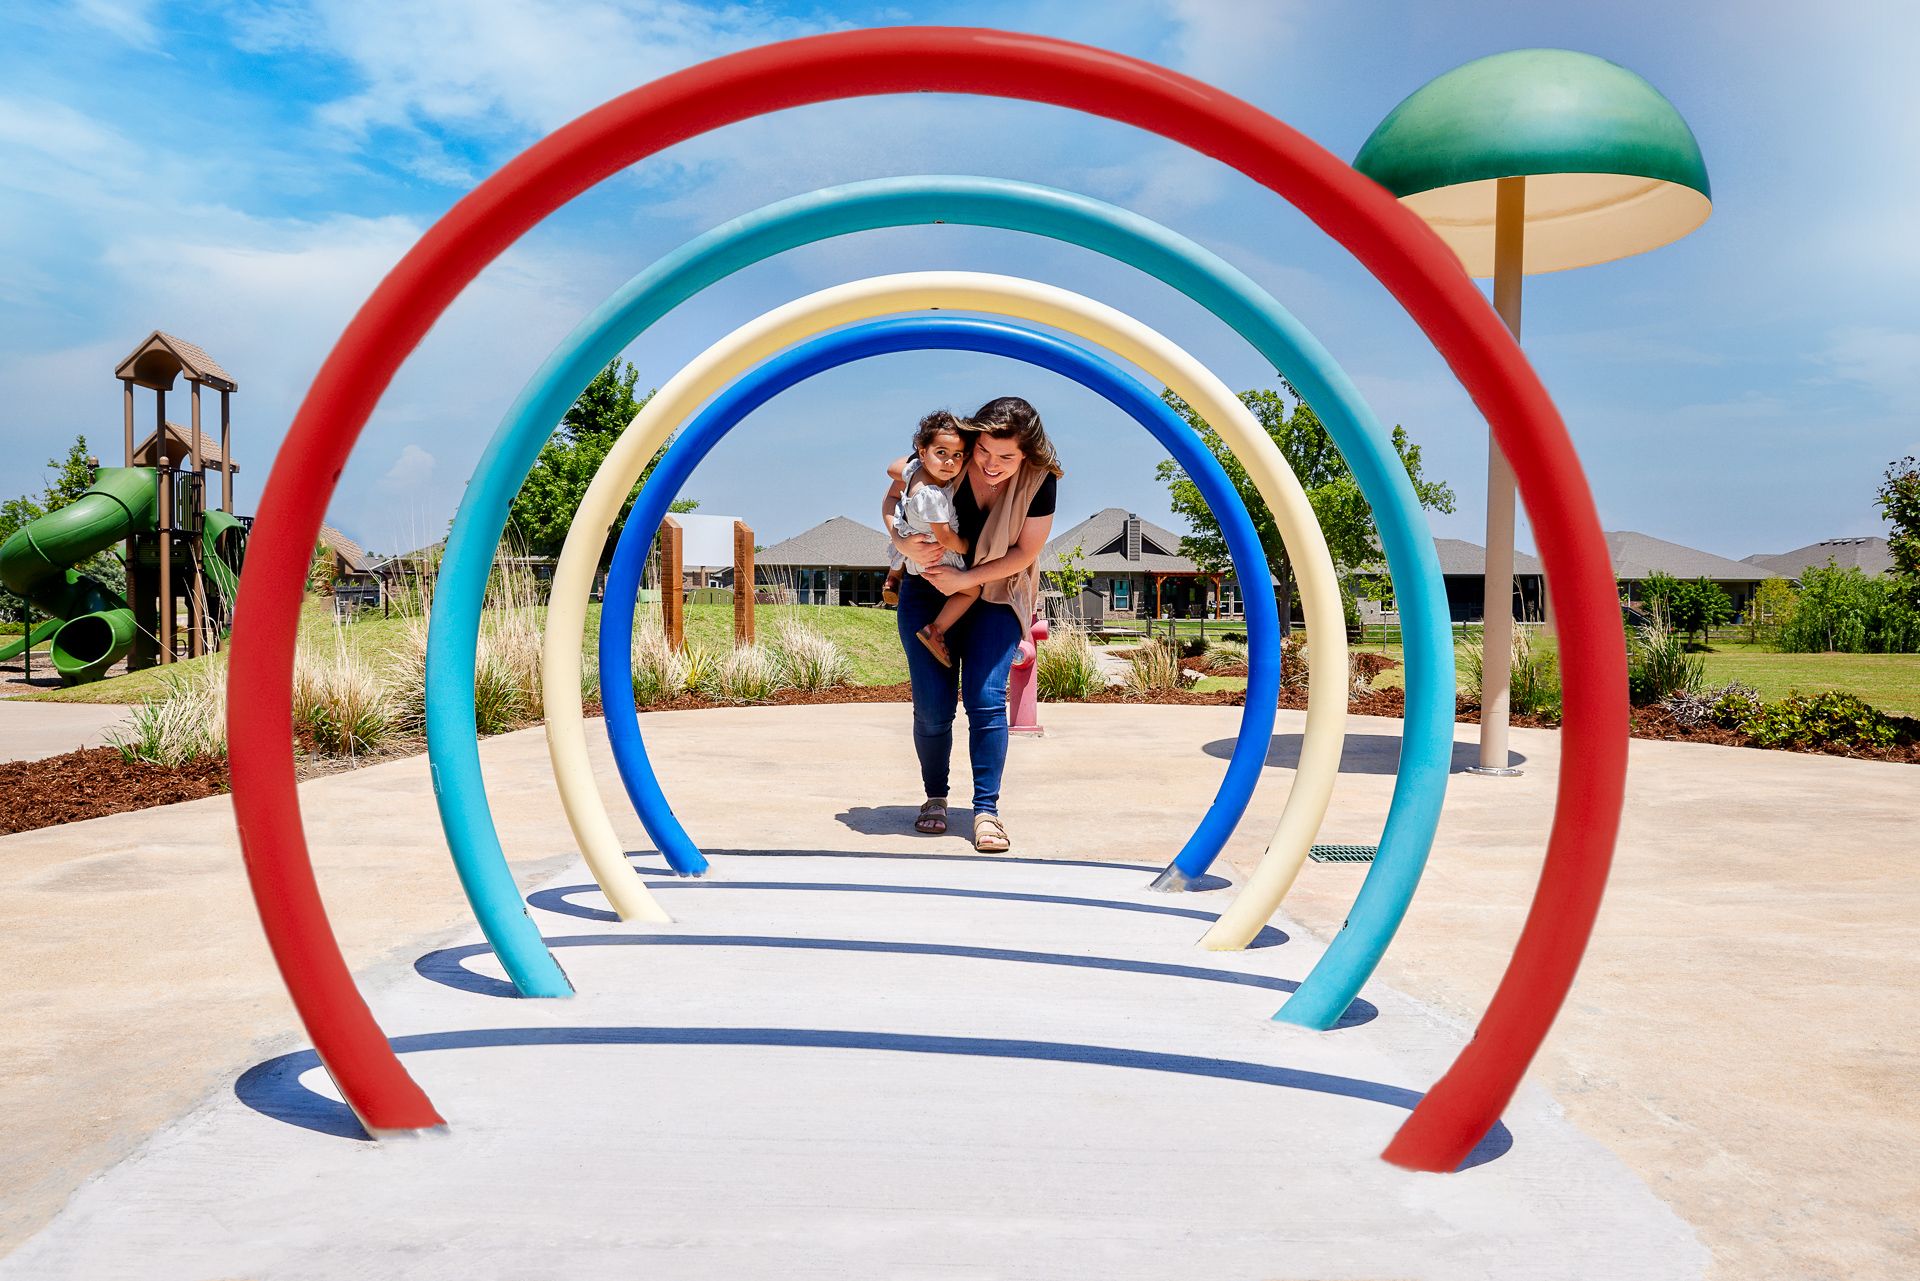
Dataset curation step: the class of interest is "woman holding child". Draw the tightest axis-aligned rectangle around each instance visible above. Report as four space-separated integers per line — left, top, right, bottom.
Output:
882 396 1061 853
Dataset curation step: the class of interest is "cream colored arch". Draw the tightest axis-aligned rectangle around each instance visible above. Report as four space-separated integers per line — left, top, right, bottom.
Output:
541 272 1346 947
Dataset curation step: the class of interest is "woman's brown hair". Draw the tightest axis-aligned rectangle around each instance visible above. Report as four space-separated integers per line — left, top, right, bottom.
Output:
970 395 1063 477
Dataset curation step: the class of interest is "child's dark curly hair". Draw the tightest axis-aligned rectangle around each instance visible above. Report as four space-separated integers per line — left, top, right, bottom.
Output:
912 409 975 454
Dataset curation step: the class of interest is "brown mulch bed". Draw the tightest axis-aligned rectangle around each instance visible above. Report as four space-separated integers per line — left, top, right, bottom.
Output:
0 747 228 835
1627 705 1920 764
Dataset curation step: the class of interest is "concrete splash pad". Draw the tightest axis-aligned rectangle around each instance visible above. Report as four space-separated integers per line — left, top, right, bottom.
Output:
2 847 1701 1280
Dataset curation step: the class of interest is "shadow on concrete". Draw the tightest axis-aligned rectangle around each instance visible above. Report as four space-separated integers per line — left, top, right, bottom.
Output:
527 880 1287 947
414 933 1375 1029
233 1026 1510 1170
1202 734 1527 775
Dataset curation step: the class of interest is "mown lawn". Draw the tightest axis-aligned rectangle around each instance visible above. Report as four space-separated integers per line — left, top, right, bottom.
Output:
23 596 912 704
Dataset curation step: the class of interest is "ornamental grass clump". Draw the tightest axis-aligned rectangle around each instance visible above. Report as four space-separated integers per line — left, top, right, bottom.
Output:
1122 637 1189 695
630 618 690 707
771 617 852 691
1034 625 1106 700
292 637 394 756
1460 627 1563 718
1192 640 1249 674
109 669 227 766
1626 621 1703 705
712 642 785 703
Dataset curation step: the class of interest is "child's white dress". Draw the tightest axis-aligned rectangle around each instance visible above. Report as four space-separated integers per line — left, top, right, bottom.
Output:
889 458 969 575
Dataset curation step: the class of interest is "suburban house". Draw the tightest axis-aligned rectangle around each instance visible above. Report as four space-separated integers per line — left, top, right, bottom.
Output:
1743 536 1893 580
1606 530 1776 617
754 516 892 605
1358 538 1548 625
314 523 383 610
1039 508 1266 623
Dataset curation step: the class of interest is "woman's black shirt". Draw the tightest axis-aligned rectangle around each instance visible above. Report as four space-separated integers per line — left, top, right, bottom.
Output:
953 471 1057 567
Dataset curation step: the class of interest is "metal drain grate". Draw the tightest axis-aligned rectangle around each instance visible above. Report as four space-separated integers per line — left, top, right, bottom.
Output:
1308 844 1378 864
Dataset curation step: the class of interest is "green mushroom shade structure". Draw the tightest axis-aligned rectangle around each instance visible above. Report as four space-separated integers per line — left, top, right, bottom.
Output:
1356 48 1710 772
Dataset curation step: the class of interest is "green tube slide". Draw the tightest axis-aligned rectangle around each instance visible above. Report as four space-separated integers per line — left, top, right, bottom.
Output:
0 467 156 683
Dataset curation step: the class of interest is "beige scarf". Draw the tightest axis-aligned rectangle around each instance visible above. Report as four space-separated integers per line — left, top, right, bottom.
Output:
971 461 1050 633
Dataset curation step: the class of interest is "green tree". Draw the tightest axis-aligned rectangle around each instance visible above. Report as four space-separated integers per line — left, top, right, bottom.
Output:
1047 542 1093 621
1665 577 1734 646
1878 454 1920 606
1153 384 1455 628
1747 575 1797 643
506 360 696 562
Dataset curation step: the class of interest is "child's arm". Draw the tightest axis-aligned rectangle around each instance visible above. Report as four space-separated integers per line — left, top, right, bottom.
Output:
926 520 969 555
886 456 910 482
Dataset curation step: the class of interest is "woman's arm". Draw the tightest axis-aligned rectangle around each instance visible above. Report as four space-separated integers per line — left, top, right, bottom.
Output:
923 513 1053 592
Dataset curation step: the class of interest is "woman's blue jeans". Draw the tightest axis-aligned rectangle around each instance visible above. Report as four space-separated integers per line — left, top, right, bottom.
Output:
896 574 1022 814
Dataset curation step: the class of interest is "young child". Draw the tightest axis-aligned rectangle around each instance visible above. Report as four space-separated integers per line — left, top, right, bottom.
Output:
883 411 978 666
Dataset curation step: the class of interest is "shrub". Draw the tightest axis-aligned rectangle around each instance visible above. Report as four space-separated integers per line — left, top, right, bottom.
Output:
1279 634 1309 690
1778 563 1920 654
712 642 784 703
1035 625 1106 700
630 618 690 707
1122 638 1189 695
1627 622 1703 705
1737 690 1899 750
293 640 394 755
109 669 227 765
1708 681 1763 728
771 617 852 691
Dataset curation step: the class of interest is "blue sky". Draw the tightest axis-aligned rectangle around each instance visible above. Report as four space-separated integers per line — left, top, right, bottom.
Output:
3 0 1915 559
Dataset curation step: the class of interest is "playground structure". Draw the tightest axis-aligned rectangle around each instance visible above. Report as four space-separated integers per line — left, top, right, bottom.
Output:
0 332 247 683
222 28 1698 1174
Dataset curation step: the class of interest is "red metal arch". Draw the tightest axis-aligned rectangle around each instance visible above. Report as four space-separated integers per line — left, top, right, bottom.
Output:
226 26 1627 1169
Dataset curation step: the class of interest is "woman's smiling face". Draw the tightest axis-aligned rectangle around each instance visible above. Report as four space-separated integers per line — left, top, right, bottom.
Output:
970 433 1025 487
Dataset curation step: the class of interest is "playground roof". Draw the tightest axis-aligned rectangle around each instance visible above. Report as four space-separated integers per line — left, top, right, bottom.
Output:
1742 536 1893 578
114 331 237 392
131 423 237 470
756 517 891 569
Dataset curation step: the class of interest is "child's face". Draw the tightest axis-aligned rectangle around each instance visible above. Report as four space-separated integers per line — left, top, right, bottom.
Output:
919 429 969 483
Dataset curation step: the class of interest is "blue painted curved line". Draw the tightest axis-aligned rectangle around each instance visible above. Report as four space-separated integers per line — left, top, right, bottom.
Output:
600 316 1280 886
412 933 1375 1027
234 1026 1510 1169
627 847 1202 879
428 175 1452 1021
527 880 1289 947
628 860 1233 892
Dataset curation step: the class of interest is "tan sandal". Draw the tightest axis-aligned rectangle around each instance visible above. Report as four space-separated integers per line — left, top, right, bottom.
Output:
972 812 1010 853
917 624 952 667
915 797 948 835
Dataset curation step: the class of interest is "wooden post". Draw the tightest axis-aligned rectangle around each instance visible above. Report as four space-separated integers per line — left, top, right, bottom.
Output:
220 387 233 513
187 381 206 658
156 388 173 665
122 378 136 596
660 515 685 651
733 519 755 645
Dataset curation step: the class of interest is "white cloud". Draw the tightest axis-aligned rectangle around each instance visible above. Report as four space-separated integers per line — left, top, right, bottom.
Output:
380 443 437 489
67 0 163 51
1820 326 1920 404
1161 0 1301 91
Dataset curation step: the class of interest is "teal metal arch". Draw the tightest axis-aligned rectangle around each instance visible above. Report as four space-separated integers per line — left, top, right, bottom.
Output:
424 175 1454 1028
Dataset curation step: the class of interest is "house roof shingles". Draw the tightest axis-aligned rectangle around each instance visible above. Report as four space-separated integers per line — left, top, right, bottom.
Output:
1605 530 1775 582
1041 507 1203 574
756 517 893 569
1742 536 1893 578
317 523 373 575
